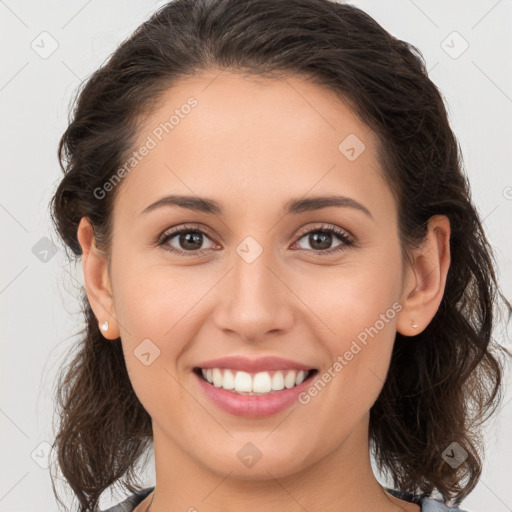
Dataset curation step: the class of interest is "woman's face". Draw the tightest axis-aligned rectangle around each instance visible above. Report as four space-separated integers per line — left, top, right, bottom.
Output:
87 71 418 479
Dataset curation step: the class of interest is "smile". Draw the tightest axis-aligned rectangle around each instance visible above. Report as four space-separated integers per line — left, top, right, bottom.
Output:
195 367 317 395
193 366 319 418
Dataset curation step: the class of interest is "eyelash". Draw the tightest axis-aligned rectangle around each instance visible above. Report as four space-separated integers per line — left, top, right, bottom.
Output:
156 223 355 257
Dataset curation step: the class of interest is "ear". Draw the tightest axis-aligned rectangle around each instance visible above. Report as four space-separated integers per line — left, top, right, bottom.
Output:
76 217 120 340
396 215 451 337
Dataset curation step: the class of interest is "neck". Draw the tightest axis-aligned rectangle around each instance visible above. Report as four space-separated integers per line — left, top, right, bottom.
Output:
143 413 415 512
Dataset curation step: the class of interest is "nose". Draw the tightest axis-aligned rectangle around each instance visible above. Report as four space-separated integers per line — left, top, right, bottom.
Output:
212 249 295 343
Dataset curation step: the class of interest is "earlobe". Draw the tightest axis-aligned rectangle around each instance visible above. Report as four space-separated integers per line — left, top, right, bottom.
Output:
76 217 120 340
396 215 451 337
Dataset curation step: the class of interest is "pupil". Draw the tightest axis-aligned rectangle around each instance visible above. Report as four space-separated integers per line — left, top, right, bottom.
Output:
310 232 331 250
177 231 333 251
180 232 202 250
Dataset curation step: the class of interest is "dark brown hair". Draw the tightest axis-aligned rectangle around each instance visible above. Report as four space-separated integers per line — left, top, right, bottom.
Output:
49 0 511 510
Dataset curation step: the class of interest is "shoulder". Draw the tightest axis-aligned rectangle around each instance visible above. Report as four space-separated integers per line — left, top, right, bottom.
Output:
385 488 470 512
102 486 471 512
421 498 470 512
101 487 155 512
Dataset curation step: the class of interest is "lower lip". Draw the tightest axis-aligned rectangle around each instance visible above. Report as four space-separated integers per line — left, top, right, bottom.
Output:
194 370 317 418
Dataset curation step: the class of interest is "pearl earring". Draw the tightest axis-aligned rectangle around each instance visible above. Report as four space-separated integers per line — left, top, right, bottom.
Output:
411 321 418 329
101 320 109 332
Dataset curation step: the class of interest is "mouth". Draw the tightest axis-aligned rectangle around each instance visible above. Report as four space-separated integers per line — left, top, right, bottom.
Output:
193 367 319 396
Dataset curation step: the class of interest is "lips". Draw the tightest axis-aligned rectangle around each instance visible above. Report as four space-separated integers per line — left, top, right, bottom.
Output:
191 355 319 417
193 366 319 418
195 367 316 394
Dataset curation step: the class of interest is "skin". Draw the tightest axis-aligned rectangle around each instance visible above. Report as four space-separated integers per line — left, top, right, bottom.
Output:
77 70 450 512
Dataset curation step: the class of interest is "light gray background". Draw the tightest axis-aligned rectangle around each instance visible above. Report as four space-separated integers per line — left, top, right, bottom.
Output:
1 1 511 511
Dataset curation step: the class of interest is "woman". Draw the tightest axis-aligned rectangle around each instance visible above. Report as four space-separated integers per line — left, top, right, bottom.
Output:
49 0 511 511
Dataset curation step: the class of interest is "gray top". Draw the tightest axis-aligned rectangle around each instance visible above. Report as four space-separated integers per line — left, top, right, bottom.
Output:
101 486 470 511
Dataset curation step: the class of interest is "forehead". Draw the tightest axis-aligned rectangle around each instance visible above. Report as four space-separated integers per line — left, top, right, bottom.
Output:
113 70 393 220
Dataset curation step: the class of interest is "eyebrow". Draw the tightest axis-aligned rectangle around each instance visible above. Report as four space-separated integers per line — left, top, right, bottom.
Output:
141 194 373 219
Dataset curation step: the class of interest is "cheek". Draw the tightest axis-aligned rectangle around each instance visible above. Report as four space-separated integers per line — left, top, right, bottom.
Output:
112 265 195 419
293 255 401 340
294 259 401 402
111 249 196 335
108 256 187 389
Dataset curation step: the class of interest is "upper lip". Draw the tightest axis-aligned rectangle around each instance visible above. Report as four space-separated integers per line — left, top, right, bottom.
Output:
194 356 316 373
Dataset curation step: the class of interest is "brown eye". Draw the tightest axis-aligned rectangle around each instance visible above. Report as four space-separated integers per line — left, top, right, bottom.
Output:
157 223 354 256
175 231 205 251
293 225 354 254
158 226 217 255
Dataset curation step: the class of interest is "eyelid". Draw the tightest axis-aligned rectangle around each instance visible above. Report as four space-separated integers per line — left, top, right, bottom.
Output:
294 223 353 242
156 222 216 245
157 222 355 255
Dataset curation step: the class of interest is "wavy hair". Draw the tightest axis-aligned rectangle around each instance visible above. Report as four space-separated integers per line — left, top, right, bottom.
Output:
49 0 511 510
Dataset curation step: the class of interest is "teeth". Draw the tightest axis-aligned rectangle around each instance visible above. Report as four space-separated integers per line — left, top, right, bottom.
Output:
222 369 235 390
295 370 308 385
235 371 253 392
271 371 285 391
200 368 311 394
212 368 223 387
253 371 271 393
284 371 296 389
